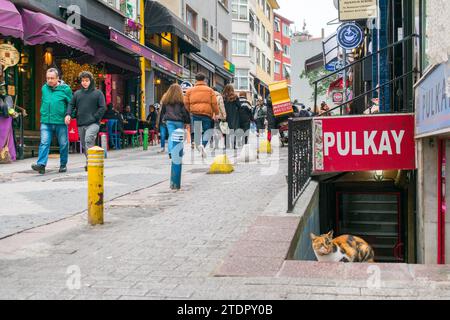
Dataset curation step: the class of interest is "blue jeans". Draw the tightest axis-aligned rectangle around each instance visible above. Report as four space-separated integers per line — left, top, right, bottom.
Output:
166 120 184 155
191 115 213 147
160 124 168 149
37 123 68 167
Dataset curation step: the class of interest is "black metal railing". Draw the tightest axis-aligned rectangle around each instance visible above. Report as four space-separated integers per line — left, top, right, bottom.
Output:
288 118 313 212
313 34 421 116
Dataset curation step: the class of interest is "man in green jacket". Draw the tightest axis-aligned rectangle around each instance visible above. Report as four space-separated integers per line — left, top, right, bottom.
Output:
31 68 73 174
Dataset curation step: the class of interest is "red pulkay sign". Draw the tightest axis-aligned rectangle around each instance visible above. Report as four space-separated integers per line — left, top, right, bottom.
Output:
313 114 416 173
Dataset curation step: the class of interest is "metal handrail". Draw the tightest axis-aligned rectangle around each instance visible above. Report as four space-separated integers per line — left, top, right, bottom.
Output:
320 69 420 116
313 34 420 112
313 34 420 85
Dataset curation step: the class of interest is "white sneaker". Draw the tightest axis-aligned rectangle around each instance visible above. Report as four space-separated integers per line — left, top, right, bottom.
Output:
157 148 165 154
197 145 207 158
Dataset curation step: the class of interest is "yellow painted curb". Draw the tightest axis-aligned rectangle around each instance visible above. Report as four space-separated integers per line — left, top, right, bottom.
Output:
209 155 234 174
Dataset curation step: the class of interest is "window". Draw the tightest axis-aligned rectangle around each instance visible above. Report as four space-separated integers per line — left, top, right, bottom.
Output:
210 25 215 41
261 25 266 42
256 48 260 65
250 44 255 63
283 64 291 78
249 11 255 31
235 69 250 91
255 18 260 36
283 44 290 57
274 19 281 32
283 24 291 37
219 34 228 58
267 59 271 74
232 0 249 20
202 19 209 40
186 6 197 31
274 40 282 52
266 31 271 47
274 60 281 74
261 53 266 70
232 33 248 55
265 2 271 19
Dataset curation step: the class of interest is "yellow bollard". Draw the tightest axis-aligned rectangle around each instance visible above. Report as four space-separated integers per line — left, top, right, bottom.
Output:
87 146 104 225
258 140 272 154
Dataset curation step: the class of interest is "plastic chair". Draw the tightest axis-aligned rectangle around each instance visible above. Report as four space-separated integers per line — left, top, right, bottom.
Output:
107 119 121 149
123 118 139 148
68 119 82 154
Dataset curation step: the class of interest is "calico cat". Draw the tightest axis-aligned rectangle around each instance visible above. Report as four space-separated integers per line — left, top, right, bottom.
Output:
310 231 375 263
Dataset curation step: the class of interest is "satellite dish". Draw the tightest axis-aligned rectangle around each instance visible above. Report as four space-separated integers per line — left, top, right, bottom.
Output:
334 0 339 10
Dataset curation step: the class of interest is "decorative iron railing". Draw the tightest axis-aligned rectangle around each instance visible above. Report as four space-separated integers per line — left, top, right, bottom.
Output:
288 118 313 212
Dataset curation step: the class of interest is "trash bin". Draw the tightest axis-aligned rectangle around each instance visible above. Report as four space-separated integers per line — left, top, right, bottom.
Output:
170 129 185 190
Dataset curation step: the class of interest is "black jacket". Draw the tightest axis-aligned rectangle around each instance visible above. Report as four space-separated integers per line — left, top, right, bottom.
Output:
224 98 241 130
161 103 190 124
67 76 106 127
238 97 253 127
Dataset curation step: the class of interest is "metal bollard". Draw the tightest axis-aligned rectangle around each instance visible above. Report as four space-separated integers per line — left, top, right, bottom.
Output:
100 134 108 158
143 128 149 151
170 129 185 190
87 146 104 225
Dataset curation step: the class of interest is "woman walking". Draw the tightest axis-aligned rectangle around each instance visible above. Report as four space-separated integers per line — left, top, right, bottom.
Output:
160 84 191 158
238 92 253 146
222 84 241 149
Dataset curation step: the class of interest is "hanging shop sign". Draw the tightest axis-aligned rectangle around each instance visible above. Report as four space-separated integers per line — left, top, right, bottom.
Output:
0 44 20 71
313 114 416 173
338 0 378 22
337 23 364 50
415 61 450 138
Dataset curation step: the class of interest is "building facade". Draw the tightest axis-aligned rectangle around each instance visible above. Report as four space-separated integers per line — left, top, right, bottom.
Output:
231 0 279 99
273 12 292 88
290 34 325 107
415 0 450 265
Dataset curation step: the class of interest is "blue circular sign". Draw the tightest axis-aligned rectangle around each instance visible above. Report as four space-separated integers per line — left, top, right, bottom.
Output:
337 23 364 50
180 81 193 91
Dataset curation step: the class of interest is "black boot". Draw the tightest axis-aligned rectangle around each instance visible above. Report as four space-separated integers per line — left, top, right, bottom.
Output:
31 164 45 174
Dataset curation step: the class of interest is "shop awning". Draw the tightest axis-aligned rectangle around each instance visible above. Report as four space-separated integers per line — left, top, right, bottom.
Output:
89 41 141 74
189 53 215 73
0 0 23 39
109 28 183 77
145 1 201 53
305 53 324 72
20 9 94 56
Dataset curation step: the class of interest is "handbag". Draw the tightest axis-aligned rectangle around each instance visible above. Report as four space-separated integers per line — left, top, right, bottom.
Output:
219 121 230 135
0 128 12 164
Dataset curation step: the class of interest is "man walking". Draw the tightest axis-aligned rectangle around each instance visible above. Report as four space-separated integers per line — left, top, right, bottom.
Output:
184 73 218 158
31 68 73 174
65 71 106 170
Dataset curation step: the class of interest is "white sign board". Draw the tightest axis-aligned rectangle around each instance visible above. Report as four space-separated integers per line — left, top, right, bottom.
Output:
339 0 378 21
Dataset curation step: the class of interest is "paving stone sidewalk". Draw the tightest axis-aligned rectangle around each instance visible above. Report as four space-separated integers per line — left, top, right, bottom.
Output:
0 145 450 300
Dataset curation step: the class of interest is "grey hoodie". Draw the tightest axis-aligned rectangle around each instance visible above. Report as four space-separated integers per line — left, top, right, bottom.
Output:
67 74 106 127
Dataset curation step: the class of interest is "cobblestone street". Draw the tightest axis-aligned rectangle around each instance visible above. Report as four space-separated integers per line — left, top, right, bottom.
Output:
1 143 450 300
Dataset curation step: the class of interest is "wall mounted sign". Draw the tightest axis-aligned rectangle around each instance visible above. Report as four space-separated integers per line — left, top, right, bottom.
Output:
0 44 20 71
313 114 416 173
337 23 364 50
338 0 378 22
415 61 450 138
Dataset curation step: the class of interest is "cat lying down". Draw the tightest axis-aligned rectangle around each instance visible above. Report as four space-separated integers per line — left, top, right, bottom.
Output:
310 231 375 263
